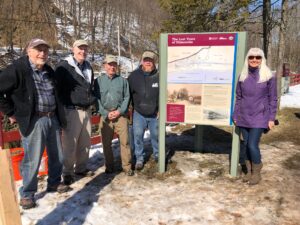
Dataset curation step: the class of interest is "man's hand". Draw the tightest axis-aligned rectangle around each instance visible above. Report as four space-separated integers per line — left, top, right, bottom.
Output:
108 110 121 120
8 116 16 124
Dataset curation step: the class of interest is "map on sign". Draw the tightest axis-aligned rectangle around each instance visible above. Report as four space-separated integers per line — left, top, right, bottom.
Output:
168 46 235 84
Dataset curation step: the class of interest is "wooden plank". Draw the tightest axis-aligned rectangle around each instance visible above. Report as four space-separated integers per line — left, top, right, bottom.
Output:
0 149 22 225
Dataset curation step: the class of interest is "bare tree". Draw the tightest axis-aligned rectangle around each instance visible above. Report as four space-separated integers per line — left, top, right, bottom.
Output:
276 0 288 108
263 0 271 58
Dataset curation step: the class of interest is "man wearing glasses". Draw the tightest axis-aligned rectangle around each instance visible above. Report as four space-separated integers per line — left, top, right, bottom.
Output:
55 40 96 185
0 38 69 209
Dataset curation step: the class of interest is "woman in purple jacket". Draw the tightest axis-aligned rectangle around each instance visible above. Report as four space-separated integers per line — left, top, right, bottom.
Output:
233 47 277 185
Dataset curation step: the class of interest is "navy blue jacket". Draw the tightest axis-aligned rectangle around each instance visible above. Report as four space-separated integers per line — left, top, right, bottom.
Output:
128 66 159 117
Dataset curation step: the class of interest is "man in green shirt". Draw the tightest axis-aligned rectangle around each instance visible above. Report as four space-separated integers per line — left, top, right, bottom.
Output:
94 55 133 176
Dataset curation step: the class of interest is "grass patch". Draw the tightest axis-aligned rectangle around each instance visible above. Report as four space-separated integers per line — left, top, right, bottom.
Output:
283 153 300 170
261 108 300 146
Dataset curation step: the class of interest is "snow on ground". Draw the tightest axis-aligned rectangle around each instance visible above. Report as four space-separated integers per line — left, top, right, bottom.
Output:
18 85 300 225
280 85 300 108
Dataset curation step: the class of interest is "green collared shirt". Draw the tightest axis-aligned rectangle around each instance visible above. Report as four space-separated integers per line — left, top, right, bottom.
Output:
94 74 130 119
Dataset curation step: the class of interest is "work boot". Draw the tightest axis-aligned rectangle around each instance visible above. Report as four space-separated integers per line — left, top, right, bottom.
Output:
63 175 74 185
105 167 114 174
135 162 144 171
249 162 263 185
125 169 134 176
47 183 71 193
20 197 36 210
75 169 95 177
242 160 252 182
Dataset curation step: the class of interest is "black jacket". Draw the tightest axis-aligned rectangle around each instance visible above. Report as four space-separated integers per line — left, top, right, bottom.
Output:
54 56 96 107
128 66 159 117
0 56 67 136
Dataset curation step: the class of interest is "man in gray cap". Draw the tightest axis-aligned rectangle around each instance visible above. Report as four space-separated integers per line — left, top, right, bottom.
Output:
128 50 159 170
0 38 69 209
55 39 96 185
94 54 134 176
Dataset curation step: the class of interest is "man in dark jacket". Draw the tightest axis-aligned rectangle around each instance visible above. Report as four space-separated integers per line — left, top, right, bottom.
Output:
55 40 96 185
0 38 69 209
128 50 159 170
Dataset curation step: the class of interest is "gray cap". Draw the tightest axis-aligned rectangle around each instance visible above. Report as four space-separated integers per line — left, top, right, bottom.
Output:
142 51 156 60
73 39 89 48
104 54 118 64
27 38 50 49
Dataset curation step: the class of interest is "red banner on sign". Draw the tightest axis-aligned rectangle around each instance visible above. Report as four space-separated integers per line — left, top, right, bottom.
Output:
167 104 185 122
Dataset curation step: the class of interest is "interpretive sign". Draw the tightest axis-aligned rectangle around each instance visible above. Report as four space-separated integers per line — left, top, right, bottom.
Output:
166 33 237 125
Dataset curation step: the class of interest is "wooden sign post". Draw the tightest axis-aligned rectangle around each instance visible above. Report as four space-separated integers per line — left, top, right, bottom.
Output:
0 148 22 225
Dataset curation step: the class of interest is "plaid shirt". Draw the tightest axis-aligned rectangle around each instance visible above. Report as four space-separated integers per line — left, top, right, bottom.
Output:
75 58 90 82
30 61 56 113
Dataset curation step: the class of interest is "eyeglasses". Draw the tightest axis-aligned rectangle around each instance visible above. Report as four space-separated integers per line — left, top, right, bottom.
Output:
248 55 262 60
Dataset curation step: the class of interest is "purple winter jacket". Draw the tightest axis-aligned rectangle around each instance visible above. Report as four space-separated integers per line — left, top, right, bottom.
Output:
232 68 277 128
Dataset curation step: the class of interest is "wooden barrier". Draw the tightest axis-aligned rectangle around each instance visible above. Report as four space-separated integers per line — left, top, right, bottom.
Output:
0 113 119 179
0 114 104 147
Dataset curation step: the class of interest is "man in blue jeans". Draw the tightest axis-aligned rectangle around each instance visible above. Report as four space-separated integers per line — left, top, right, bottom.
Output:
0 38 69 209
128 50 159 170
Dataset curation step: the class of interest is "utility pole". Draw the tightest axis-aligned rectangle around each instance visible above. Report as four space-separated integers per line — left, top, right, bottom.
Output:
129 33 133 71
117 25 121 65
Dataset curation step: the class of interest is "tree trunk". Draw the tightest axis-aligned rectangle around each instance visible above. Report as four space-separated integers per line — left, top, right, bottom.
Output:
276 0 288 109
263 0 271 59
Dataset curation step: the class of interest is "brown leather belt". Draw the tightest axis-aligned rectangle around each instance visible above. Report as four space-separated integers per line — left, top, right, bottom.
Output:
36 111 55 117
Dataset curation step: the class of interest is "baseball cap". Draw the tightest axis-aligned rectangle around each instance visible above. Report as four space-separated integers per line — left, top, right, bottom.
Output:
73 39 89 48
27 38 50 49
142 51 156 60
104 54 118 64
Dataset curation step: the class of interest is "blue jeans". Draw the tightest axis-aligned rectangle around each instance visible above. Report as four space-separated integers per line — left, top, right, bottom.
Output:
240 127 264 164
20 116 63 199
133 110 158 164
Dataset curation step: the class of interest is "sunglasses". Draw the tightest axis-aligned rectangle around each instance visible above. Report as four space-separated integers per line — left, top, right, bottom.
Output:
248 55 262 60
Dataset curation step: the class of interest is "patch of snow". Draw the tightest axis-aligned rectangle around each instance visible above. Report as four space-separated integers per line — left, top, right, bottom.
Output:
280 84 300 108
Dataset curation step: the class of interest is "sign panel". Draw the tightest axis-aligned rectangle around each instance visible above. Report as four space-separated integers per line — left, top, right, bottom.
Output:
167 33 238 125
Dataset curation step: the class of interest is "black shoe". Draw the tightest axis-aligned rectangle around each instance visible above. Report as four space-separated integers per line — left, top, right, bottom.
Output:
125 169 134 176
63 175 74 185
20 198 36 209
47 183 71 193
75 169 95 177
135 162 144 170
105 168 114 174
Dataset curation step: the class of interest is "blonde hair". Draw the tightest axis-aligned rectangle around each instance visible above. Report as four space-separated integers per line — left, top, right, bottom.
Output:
239 48 273 83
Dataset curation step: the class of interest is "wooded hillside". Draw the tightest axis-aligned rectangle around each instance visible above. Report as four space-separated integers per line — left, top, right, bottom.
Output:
0 0 299 71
